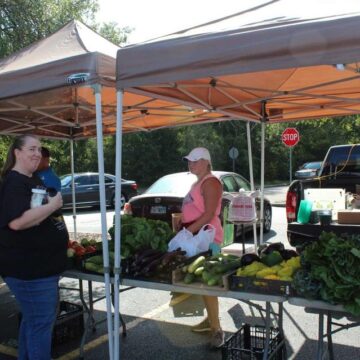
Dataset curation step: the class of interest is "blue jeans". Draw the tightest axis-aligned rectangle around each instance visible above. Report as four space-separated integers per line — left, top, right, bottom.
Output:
4 276 59 360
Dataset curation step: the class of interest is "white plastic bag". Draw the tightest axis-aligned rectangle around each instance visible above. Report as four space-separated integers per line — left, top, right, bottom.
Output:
167 224 215 257
228 191 257 222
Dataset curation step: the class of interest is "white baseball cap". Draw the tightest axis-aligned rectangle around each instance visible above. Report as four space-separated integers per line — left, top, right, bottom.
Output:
183 147 211 163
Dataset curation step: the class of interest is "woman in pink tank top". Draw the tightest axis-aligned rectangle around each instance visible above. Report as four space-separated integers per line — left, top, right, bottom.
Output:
180 147 225 349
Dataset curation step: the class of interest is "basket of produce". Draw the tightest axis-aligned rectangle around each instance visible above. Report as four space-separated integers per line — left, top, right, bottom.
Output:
172 252 241 290
222 324 286 360
229 243 300 296
292 232 360 316
66 238 99 270
122 247 188 283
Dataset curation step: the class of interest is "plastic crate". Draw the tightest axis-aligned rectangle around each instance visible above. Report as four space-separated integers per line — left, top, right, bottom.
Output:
18 301 84 347
52 301 84 346
230 275 293 296
222 324 286 360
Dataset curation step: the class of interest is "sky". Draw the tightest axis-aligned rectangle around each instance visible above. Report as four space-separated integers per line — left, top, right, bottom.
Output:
96 0 265 44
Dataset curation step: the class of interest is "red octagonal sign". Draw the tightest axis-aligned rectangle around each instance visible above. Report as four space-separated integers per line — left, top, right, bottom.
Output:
282 128 300 147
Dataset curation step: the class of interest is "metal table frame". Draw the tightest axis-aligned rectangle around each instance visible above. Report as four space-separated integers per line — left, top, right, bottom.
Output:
62 270 287 360
288 297 360 360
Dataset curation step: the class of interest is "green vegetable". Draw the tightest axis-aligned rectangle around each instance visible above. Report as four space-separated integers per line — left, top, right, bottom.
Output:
261 251 283 267
188 256 205 273
86 255 103 265
184 273 196 284
299 231 360 316
212 259 242 274
194 266 204 276
108 215 174 259
207 274 221 286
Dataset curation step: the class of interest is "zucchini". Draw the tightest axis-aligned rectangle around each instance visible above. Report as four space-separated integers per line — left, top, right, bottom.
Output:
183 273 196 284
202 270 211 283
212 259 242 274
207 274 221 286
86 255 103 265
194 266 204 276
188 256 205 273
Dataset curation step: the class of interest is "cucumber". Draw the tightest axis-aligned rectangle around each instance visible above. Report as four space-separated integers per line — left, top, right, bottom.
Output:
194 266 204 276
212 259 242 274
202 270 211 283
183 273 196 284
188 256 205 273
182 265 189 273
86 255 103 265
84 262 101 272
207 274 221 286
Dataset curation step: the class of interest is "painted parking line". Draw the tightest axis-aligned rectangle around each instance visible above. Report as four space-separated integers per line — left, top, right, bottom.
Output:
0 294 193 359
55 293 192 360
0 344 17 357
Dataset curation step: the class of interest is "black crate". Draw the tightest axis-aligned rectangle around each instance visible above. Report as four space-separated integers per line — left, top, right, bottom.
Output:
18 301 84 347
52 301 84 346
230 275 293 296
222 324 286 360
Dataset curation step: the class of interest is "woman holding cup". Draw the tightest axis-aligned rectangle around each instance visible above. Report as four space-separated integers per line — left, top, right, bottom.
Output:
0 134 68 360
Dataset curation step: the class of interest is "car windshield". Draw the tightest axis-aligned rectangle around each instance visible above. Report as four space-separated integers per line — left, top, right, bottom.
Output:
145 173 196 195
60 175 72 187
303 162 322 169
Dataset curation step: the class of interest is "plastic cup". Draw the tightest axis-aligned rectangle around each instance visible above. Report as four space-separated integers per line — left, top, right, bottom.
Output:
318 209 333 226
297 200 313 224
171 213 182 232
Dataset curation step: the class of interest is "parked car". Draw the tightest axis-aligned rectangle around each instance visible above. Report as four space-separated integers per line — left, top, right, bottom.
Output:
294 161 322 179
60 172 138 209
124 171 272 236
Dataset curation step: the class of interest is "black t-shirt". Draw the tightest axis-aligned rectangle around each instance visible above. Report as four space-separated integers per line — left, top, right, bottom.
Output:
0 170 68 280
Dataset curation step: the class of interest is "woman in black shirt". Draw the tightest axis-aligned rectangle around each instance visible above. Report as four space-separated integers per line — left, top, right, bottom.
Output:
0 134 68 360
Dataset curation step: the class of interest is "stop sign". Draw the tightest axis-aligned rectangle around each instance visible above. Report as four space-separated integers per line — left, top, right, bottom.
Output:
282 128 300 147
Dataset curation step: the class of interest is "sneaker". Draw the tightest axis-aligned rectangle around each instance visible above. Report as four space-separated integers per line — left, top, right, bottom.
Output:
191 318 212 333
210 329 225 349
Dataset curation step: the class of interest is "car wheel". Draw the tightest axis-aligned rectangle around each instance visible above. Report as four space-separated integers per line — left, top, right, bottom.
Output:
263 205 272 233
111 193 126 209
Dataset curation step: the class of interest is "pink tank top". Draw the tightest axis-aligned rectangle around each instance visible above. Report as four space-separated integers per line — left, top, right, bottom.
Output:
181 174 224 244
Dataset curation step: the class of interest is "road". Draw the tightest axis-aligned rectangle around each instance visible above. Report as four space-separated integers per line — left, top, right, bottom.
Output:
62 185 289 235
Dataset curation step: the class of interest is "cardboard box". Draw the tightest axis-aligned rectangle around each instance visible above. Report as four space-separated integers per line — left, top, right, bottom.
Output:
337 210 360 224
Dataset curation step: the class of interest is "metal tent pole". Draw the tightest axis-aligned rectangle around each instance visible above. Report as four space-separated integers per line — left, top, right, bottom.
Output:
70 138 77 240
93 84 114 360
259 102 267 245
246 122 257 252
113 89 124 360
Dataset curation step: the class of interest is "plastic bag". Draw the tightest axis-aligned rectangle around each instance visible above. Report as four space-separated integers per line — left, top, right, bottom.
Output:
228 191 257 222
168 224 215 257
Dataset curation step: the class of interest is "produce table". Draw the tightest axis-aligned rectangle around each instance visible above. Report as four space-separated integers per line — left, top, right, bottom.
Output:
288 297 360 360
62 269 286 360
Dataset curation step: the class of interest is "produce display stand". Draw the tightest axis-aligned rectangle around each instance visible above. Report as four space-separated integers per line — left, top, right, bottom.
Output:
288 297 360 360
62 269 286 360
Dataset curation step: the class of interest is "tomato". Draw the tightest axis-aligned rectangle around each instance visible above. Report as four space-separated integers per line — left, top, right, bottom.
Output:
85 245 97 254
74 246 86 257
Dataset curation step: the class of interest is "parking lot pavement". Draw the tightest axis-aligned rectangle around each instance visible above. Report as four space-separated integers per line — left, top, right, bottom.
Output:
1 275 360 360
263 185 288 206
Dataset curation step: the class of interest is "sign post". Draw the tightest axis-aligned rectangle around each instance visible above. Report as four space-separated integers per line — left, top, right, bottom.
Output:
281 128 300 183
229 146 239 172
